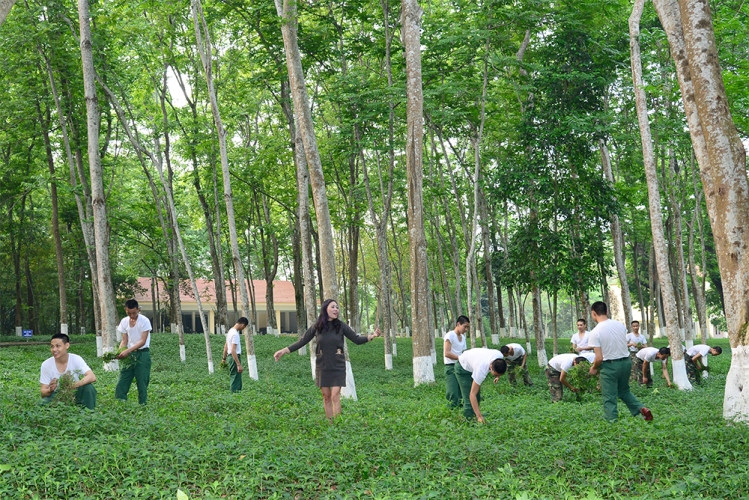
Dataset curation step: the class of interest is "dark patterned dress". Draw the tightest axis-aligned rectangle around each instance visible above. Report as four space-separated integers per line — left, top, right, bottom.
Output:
287 320 369 387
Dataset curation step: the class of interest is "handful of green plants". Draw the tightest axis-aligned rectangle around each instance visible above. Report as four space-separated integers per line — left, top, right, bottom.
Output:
220 359 228 370
53 372 79 405
102 347 135 368
566 362 599 402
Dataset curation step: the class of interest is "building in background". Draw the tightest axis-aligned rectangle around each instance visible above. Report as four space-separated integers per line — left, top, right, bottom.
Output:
133 277 297 334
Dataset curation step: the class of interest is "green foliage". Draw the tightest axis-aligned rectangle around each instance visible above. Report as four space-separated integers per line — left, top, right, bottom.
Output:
565 361 599 401
1 334 747 499
101 347 136 369
51 371 79 406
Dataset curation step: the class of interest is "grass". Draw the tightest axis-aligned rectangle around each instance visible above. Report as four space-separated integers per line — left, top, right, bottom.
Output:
1 333 747 499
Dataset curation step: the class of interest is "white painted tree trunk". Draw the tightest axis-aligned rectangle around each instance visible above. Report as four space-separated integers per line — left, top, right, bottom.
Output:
654 0 749 417
192 0 256 377
630 0 691 390
402 0 434 385
77 0 118 358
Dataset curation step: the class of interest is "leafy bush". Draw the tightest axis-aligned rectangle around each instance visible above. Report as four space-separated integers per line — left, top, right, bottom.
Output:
566 362 599 401
101 347 135 368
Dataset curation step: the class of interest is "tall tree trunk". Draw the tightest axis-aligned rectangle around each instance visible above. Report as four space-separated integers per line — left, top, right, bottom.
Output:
600 140 633 328
654 0 749 419
630 0 690 388
39 101 68 334
78 0 118 364
632 240 648 334
402 0 434 384
193 0 256 379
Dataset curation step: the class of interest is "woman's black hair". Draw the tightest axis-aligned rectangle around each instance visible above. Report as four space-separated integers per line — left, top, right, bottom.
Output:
314 299 340 331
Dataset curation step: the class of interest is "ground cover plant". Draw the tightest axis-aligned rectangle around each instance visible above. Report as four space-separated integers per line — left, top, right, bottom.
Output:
1 334 748 499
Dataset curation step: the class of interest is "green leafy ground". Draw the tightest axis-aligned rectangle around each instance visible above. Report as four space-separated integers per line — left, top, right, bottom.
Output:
1 334 747 499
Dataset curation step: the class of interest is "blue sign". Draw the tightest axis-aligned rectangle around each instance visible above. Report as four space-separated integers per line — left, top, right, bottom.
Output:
22 329 32 338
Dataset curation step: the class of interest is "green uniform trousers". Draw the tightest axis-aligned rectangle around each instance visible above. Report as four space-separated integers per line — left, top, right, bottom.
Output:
454 362 482 420
43 383 97 410
599 357 644 422
445 363 461 407
115 349 151 405
228 356 242 392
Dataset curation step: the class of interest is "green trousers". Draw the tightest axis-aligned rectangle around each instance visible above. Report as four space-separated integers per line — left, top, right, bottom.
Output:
445 364 461 408
599 357 644 422
228 356 242 392
115 349 151 405
454 362 481 420
43 383 97 410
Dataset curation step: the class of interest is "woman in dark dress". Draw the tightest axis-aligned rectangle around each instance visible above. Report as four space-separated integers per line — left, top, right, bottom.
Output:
274 299 380 419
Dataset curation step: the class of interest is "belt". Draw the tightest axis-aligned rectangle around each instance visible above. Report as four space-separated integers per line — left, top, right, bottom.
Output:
602 357 628 363
137 348 150 351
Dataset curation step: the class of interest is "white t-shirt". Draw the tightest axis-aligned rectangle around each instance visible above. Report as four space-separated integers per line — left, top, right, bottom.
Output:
626 333 647 352
579 351 596 363
504 343 525 361
588 319 630 361
225 327 242 355
548 353 578 374
571 332 590 349
40 353 91 385
687 344 711 358
458 349 504 385
636 347 664 364
443 330 466 365
117 314 152 349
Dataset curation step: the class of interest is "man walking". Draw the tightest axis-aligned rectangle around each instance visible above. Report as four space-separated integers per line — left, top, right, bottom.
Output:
588 301 652 422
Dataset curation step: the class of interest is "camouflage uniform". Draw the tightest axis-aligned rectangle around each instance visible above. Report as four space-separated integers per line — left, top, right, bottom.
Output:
545 366 564 402
685 356 701 385
631 354 650 387
506 358 533 387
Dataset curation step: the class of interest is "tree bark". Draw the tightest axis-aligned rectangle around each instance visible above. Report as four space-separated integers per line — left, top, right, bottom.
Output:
0 0 16 27
402 0 434 384
78 0 118 364
193 0 257 378
630 0 690 388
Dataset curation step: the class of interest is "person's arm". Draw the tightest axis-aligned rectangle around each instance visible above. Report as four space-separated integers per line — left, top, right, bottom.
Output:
444 339 458 361
661 361 672 387
73 369 96 388
692 352 705 369
589 346 603 375
275 326 316 361
559 370 578 392
119 332 128 350
642 360 650 384
341 323 372 345
40 380 57 397
118 330 149 358
231 341 242 373
222 342 228 362
469 381 485 423
520 352 527 368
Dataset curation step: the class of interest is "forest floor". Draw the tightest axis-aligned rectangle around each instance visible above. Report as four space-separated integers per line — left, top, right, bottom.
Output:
1 332 746 499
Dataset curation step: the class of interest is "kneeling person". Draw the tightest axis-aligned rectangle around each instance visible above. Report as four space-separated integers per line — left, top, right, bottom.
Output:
635 347 671 388
40 333 97 409
545 353 589 402
499 343 533 387
454 348 507 423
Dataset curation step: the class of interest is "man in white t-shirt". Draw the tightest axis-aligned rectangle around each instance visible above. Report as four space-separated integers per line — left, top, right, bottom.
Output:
571 319 593 353
454 348 506 423
40 333 97 409
115 299 153 405
685 344 722 384
588 301 652 422
222 317 249 392
499 343 533 387
635 347 671 387
545 353 590 402
626 320 648 380
443 315 470 408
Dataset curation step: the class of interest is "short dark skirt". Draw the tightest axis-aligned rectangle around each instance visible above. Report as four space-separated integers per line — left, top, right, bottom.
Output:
315 351 346 388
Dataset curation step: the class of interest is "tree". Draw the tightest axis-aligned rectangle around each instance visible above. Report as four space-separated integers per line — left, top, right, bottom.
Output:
654 0 749 419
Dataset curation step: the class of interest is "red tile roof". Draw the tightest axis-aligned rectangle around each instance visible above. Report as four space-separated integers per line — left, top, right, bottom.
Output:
134 277 296 305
